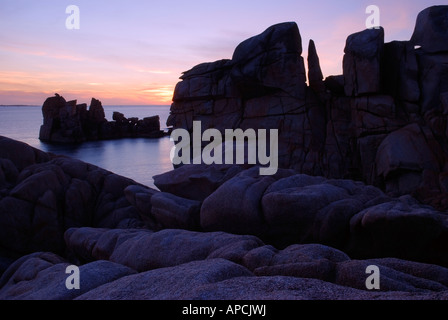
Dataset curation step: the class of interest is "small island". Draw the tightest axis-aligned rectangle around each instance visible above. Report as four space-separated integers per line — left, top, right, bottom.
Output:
39 94 166 143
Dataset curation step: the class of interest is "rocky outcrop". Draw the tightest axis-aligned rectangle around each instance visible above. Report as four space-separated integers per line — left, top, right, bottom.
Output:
2 134 448 299
2 227 448 300
39 95 165 143
0 136 144 262
2 5 448 301
410 5 448 53
167 6 448 211
155 165 448 267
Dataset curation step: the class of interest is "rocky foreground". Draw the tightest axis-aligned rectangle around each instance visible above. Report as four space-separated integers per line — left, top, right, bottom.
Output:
1 136 448 300
2 5 448 300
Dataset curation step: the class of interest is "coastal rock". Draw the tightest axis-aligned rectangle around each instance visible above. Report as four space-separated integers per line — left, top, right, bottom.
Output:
200 167 295 236
4 5 448 301
151 192 201 230
76 259 253 300
39 95 165 143
308 39 325 93
0 136 144 258
231 22 306 99
382 41 420 103
167 10 448 210
3 233 448 299
343 27 384 96
200 167 388 248
375 123 444 196
64 227 263 272
124 185 159 228
0 252 136 300
410 5 448 53
348 196 448 266
153 164 244 201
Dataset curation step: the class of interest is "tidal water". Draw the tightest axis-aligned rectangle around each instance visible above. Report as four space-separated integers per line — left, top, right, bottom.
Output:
0 105 174 188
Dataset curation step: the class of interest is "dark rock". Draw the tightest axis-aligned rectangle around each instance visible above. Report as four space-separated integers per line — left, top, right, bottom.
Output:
343 27 384 96
112 111 127 123
324 75 345 95
124 185 159 227
382 41 420 103
335 258 448 292
375 123 444 196
410 5 448 53
231 22 306 99
39 95 166 143
200 167 295 236
151 192 201 230
167 13 448 210
76 259 253 300
64 227 263 272
0 138 144 257
348 196 448 266
0 252 136 300
308 39 325 93
153 164 244 201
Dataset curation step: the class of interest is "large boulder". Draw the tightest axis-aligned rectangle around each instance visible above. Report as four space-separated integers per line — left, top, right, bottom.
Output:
0 252 136 300
64 227 264 272
410 5 448 53
0 137 144 258
166 9 448 210
343 27 384 96
348 195 448 266
153 164 244 201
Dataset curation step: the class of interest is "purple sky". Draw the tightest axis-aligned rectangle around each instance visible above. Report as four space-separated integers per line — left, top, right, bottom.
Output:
0 0 441 105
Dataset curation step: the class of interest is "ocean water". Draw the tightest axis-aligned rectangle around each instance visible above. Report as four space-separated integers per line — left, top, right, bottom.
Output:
0 105 175 189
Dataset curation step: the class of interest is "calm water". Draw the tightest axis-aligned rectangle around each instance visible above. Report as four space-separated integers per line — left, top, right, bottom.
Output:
0 105 174 189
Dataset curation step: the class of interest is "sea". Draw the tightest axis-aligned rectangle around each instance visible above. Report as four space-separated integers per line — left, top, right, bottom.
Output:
0 105 175 189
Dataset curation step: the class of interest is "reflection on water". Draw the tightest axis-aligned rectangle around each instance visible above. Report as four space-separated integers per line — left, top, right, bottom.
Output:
40 137 174 188
0 105 174 189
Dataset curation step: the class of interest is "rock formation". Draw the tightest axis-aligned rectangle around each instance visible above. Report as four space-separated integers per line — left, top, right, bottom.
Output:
1 5 448 301
39 95 165 143
168 6 448 211
1 136 448 300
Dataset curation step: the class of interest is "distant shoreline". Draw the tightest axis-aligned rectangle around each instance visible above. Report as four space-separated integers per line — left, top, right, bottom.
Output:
0 104 39 107
0 104 171 107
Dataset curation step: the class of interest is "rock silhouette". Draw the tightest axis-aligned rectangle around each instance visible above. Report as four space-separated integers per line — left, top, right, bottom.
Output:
2 5 448 300
39 95 165 143
168 7 448 211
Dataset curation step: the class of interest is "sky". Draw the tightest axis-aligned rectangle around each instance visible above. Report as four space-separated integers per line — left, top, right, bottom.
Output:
0 0 443 105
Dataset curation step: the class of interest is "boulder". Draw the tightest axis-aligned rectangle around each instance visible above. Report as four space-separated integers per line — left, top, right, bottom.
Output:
76 259 253 300
151 192 201 230
39 95 165 142
64 227 263 272
382 41 420 103
231 22 306 99
0 252 136 300
308 39 325 93
375 123 443 195
343 27 384 96
0 139 144 257
200 167 295 236
410 5 448 53
153 164 244 201
348 196 448 266
124 185 159 227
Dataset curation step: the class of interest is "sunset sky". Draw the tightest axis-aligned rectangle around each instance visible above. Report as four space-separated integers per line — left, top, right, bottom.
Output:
0 0 442 105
